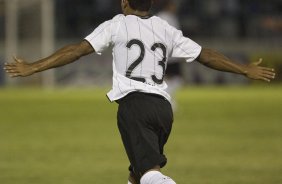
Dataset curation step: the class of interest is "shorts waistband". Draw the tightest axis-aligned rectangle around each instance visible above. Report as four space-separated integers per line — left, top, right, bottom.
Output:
116 92 166 104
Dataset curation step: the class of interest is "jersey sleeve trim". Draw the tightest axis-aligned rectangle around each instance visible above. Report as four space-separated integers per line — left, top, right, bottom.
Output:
189 46 202 62
170 25 202 63
83 38 98 54
84 22 112 55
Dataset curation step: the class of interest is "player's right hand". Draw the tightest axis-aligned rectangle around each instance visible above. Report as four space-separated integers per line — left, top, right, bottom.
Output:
3 56 36 77
244 58 276 82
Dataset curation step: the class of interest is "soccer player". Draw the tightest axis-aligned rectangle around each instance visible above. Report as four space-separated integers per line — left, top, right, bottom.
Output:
4 0 276 183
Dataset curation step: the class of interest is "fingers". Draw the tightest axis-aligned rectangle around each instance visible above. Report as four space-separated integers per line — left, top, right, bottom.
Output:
259 66 275 72
3 56 23 66
3 65 14 70
4 57 21 75
254 58 276 73
3 64 17 72
4 70 20 77
10 74 20 78
256 62 276 81
257 72 276 82
3 56 24 68
13 55 23 63
4 64 17 68
262 73 275 79
254 58 263 66
5 69 17 73
3 56 29 77
4 68 19 75
262 70 276 77
13 55 18 61
4 63 17 67
6 70 21 77
6 70 19 74
3 63 20 77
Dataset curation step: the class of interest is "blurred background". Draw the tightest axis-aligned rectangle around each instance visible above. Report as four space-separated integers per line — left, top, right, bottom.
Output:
0 0 281 87
0 1 282 184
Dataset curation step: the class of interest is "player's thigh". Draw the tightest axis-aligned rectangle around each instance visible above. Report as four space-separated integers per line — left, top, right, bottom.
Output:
117 93 173 174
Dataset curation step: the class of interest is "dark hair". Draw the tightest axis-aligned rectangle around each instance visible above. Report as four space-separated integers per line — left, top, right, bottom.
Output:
128 0 152 11
151 0 171 13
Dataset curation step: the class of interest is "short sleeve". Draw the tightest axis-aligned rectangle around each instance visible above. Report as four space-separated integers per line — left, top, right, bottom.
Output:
171 28 202 62
85 20 113 55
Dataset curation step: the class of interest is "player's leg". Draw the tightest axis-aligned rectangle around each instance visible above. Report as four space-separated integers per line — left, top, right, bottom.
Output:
117 93 175 184
139 130 177 184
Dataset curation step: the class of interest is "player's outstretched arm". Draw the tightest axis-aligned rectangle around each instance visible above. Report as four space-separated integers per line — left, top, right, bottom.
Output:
4 40 94 77
197 48 276 82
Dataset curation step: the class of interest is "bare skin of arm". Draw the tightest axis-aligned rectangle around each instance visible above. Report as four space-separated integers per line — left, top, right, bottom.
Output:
197 48 276 82
4 40 94 77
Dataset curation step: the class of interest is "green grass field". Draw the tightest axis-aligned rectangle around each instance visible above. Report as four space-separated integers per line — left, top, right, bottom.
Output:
0 86 281 184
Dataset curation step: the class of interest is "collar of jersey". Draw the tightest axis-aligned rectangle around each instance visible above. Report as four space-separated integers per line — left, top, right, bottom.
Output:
129 14 152 19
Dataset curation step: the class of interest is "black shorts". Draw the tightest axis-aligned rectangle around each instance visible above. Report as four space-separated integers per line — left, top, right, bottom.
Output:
117 92 174 176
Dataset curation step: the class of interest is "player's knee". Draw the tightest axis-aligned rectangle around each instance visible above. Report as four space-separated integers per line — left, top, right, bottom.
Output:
140 171 176 184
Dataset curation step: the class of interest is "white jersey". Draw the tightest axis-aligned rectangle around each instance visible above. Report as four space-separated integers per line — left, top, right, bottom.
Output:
85 14 202 102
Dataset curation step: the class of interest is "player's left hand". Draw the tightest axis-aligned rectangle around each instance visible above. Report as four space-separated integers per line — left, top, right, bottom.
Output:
3 56 36 77
244 58 276 82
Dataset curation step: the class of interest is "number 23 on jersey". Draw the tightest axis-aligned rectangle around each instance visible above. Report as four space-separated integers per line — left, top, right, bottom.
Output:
125 39 167 84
